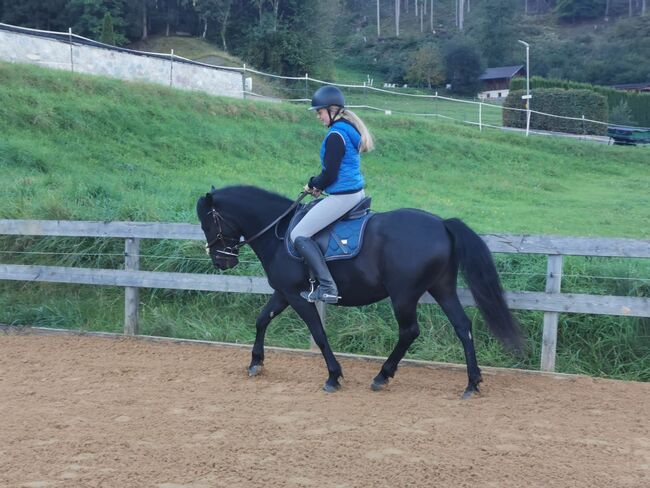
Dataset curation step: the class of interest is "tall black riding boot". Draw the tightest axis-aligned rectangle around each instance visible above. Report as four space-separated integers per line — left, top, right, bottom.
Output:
293 236 340 304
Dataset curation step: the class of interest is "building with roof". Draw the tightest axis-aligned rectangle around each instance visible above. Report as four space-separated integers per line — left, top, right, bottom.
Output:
611 82 650 93
478 65 526 101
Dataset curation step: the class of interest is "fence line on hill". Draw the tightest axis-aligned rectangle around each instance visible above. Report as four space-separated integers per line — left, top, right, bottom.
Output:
1 219 649 373
2 22 648 141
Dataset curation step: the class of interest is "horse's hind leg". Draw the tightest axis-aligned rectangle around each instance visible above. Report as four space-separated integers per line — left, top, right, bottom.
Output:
371 296 420 391
430 287 483 399
249 291 289 377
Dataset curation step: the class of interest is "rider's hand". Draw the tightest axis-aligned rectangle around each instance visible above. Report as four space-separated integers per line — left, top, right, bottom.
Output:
303 184 322 197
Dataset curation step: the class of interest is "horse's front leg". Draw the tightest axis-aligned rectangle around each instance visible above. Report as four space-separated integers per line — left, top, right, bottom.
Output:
287 295 343 392
248 291 289 377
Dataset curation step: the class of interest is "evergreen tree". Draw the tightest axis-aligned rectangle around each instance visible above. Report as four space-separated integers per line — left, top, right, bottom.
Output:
63 0 127 45
469 0 518 67
100 12 115 45
443 37 484 96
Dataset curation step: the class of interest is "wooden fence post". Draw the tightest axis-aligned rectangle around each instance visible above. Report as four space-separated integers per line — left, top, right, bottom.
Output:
541 255 563 371
124 238 140 335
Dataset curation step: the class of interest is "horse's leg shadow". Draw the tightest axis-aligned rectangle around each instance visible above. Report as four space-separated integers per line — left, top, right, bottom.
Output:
248 291 289 377
371 296 420 391
287 294 343 392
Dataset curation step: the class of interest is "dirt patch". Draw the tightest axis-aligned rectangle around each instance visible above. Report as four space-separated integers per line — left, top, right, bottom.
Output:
0 334 648 488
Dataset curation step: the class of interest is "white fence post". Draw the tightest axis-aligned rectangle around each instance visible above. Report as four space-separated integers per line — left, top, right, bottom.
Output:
541 255 563 371
479 102 483 131
242 63 246 99
68 28 74 73
169 49 174 87
124 238 140 335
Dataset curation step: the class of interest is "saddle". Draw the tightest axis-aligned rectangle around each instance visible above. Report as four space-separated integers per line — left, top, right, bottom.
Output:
286 197 375 261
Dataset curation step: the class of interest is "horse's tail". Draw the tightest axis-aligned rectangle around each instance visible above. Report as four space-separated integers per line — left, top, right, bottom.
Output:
443 218 524 355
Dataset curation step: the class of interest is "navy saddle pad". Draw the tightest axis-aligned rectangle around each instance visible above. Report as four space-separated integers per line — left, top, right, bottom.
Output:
286 197 375 261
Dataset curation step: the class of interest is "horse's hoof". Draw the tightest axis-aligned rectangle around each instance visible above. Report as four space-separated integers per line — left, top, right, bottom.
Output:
461 385 480 400
370 378 389 391
323 381 341 393
248 364 263 377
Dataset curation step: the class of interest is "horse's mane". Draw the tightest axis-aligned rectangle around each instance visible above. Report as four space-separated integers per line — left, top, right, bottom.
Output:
213 185 293 214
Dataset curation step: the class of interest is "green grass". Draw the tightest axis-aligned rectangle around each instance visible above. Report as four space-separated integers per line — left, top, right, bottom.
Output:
0 61 648 381
128 35 243 66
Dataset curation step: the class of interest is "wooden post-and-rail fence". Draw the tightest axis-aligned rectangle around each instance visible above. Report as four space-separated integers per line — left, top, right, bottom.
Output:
1 219 649 372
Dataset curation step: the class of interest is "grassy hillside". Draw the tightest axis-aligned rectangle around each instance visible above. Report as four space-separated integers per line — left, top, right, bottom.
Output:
0 62 648 380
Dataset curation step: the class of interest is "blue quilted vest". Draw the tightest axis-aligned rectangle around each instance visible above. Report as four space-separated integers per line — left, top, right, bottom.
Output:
320 120 365 194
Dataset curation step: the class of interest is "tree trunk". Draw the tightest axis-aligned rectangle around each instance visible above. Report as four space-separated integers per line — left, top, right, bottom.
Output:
376 0 381 37
220 3 231 51
642 0 646 15
605 0 610 18
202 16 208 39
629 0 633 17
459 0 464 30
420 0 424 31
271 0 280 32
141 1 148 41
430 0 434 32
394 0 398 37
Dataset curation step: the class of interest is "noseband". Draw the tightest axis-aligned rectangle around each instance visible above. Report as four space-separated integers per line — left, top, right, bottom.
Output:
204 208 242 257
204 191 309 258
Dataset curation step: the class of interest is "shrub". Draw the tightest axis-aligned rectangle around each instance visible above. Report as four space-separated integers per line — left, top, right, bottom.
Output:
503 88 608 135
511 76 650 127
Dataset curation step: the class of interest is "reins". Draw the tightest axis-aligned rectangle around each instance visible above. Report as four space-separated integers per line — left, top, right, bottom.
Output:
205 191 309 256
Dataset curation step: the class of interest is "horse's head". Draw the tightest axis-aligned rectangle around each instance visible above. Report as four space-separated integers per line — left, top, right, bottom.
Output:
196 188 241 270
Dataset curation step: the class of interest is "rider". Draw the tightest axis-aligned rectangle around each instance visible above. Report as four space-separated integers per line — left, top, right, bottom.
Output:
290 85 375 304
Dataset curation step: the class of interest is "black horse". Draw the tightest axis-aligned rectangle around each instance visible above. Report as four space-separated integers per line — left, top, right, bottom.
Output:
197 185 523 398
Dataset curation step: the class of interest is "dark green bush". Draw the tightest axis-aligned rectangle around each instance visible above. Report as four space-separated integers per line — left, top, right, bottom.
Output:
503 88 608 136
511 77 650 128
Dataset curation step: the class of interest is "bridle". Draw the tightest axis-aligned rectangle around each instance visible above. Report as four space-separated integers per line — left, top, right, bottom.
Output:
204 191 309 257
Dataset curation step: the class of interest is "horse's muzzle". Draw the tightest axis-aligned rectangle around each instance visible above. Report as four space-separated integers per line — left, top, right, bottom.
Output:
212 255 239 270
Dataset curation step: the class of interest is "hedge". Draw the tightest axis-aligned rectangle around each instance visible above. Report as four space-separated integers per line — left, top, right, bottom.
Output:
503 88 608 136
511 77 650 128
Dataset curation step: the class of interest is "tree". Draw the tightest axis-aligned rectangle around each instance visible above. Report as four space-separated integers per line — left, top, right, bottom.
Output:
609 100 635 126
376 0 381 37
395 0 400 37
470 0 518 66
251 0 267 26
443 38 484 96
1 0 69 31
63 0 128 45
555 0 606 22
100 12 115 45
405 43 445 88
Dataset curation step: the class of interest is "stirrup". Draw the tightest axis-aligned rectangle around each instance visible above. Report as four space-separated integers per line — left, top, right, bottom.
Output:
300 286 340 304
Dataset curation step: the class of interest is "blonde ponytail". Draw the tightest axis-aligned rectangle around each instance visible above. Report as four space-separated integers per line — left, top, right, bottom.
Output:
333 108 375 153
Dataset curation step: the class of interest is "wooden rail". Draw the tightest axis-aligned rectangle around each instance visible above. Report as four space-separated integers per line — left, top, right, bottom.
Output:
1 219 649 372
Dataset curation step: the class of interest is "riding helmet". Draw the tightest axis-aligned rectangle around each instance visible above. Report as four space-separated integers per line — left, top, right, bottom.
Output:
309 85 345 110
